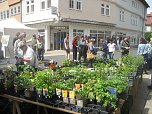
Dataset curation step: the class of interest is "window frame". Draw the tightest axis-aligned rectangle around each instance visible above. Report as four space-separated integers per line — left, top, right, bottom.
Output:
105 4 110 16
120 11 125 22
101 4 105 15
30 0 34 12
47 0 51 8
75 0 82 10
40 0 46 10
69 0 74 9
26 1 30 13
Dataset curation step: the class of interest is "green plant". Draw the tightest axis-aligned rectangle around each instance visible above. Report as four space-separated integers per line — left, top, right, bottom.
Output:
15 71 33 90
145 32 152 41
62 60 74 67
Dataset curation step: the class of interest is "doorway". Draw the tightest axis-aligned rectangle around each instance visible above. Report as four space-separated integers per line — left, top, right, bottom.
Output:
54 32 66 50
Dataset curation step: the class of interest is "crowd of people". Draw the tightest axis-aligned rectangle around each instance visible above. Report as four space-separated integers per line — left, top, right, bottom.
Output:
64 33 131 62
13 32 45 70
1 31 152 89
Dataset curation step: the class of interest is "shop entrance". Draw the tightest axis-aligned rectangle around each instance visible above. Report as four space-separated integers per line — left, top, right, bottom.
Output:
54 32 66 50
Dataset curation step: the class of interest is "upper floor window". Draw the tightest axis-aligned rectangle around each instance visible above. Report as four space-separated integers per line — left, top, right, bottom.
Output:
0 12 3 20
6 10 9 18
31 0 34 12
120 11 125 21
106 5 110 16
131 15 138 25
18 6 21 13
132 0 138 8
69 0 82 10
11 8 13 15
69 0 74 9
26 1 30 13
76 0 82 10
26 0 34 13
47 0 51 8
41 0 45 9
101 4 110 16
101 4 105 15
14 7 17 14
3 11 6 19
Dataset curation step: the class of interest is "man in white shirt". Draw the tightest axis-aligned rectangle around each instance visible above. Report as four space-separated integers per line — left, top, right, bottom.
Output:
18 41 38 68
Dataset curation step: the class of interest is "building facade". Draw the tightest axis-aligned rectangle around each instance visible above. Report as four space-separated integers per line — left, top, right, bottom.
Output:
146 12 152 32
0 0 21 22
6 0 150 50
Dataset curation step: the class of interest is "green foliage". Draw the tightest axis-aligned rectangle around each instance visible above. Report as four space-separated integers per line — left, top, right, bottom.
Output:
145 32 152 41
15 71 33 90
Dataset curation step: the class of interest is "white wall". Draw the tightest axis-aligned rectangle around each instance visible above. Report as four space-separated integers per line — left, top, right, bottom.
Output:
22 0 58 23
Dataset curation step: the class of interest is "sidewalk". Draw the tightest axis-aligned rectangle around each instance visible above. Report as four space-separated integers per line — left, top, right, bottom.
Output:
130 71 152 114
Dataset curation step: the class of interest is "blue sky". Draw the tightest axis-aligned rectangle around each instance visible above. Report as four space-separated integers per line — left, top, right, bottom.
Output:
146 0 152 13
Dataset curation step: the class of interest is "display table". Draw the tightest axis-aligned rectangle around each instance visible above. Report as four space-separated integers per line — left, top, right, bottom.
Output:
0 94 81 114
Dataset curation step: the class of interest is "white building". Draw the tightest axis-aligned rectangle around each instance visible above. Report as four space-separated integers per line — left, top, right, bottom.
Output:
22 0 149 51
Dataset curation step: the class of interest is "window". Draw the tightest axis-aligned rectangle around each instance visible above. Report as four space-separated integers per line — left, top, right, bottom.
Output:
18 6 21 13
11 8 13 15
26 1 30 13
106 5 110 16
26 0 34 13
101 4 110 16
76 0 81 10
3 11 6 19
69 0 82 10
131 15 138 25
69 0 74 9
31 0 34 12
120 11 125 21
41 0 45 9
132 0 138 8
6 10 9 18
47 0 51 8
14 7 17 14
101 4 105 15
1 12 3 20
73 29 84 37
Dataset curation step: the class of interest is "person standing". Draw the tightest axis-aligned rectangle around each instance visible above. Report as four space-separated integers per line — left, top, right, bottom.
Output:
64 33 70 60
78 36 87 62
137 38 151 74
27 34 37 53
100 39 108 62
14 33 26 58
72 36 78 61
107 39 116 59
13 32 20 47
87 38 96 68
37 35 45 61
18 41 38 69
120 37 130 57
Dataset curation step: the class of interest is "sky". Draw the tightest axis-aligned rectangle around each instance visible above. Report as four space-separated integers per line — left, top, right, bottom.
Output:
146 0 152 13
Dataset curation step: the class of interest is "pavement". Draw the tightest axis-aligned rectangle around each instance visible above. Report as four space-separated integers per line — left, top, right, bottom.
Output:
0 48 152 114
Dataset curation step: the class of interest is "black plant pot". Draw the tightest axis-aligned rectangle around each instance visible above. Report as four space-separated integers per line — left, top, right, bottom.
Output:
6 85 15 95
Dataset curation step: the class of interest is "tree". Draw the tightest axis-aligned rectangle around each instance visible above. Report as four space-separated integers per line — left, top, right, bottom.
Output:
145 32 152 41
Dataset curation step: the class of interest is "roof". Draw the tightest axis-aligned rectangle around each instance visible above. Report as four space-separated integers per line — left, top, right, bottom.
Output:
139 0 150 8
0 18 36 31
146 12 152 26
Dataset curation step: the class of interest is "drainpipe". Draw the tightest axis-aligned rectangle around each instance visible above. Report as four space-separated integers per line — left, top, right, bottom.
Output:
142 7 146 38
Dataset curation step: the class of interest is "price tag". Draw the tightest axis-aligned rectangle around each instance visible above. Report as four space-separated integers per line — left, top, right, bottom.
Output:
69 91 75 99
62 90 68 98
56 88 61 95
